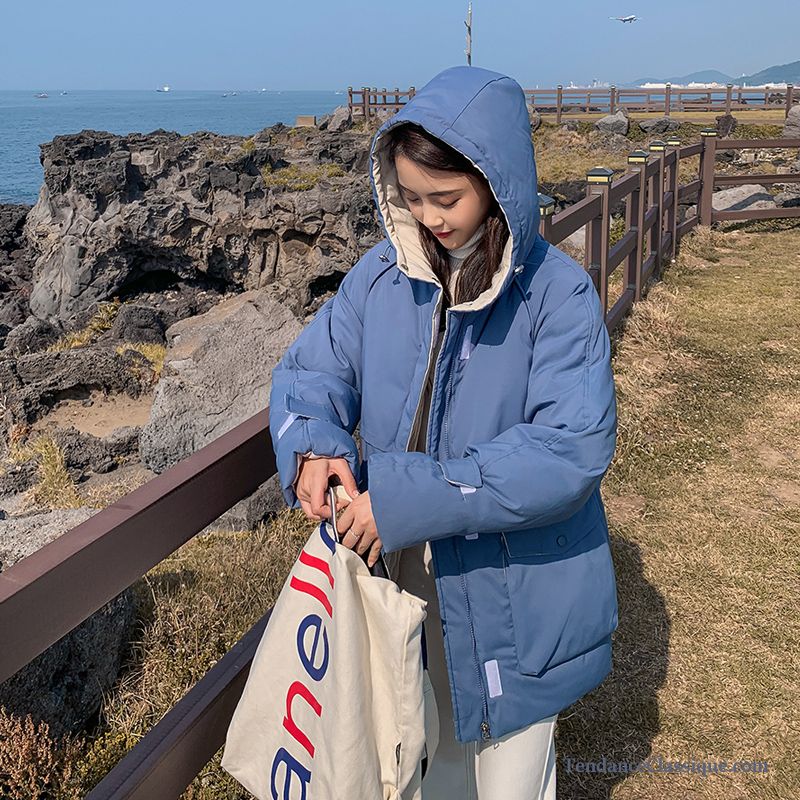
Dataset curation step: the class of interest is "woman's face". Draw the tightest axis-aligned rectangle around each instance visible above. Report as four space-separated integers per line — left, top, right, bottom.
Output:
395 154 493 250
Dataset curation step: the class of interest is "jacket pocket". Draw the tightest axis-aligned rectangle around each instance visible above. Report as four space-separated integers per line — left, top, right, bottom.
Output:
501 497 619 676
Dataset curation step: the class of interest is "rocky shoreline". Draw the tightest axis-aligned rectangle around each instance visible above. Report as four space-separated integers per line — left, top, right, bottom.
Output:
1 103 799 737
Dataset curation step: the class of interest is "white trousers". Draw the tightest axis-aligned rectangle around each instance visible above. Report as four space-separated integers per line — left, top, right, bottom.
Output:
391 541 557 800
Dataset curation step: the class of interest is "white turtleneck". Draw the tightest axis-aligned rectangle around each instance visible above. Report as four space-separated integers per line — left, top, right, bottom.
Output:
445 221 485 300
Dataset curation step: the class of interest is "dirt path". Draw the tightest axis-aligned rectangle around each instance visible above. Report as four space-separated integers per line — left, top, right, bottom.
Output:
556 221 800 799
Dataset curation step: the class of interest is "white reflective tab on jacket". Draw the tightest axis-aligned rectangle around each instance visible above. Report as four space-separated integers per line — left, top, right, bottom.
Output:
277 412 297 439
485 659 503 697
460 324 474 360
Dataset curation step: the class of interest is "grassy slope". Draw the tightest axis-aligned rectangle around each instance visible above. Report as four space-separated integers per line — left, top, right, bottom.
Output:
557 220 800 799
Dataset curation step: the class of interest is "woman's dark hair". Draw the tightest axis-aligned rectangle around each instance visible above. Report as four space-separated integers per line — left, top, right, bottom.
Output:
385 123 510 306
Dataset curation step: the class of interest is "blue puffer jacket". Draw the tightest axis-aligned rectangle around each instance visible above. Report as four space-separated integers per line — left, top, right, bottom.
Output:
269 65 619 744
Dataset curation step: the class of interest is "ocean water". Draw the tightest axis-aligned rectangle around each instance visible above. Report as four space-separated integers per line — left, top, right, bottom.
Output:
0 89 350 205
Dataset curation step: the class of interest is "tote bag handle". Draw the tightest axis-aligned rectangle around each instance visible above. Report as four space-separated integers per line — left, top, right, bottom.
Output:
327 477 390 578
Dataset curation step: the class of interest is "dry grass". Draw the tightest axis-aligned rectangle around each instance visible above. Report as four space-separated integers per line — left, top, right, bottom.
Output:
533 123 633 184
10 434 83 511
47 298 122 352
556 221 800 798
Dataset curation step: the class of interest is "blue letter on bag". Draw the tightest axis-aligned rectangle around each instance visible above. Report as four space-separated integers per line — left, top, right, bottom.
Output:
297 614 329 681
270 746 311 800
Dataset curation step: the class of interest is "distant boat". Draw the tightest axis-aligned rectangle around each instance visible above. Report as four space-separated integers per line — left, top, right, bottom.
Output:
334 91 343 95
34 92 48 99
60 91 68 95
156 84 171 93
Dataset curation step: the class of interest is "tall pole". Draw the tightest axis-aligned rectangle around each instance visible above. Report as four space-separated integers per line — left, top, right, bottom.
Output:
465 2 472 66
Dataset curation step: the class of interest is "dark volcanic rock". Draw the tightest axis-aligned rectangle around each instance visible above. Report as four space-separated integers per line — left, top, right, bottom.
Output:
23 125 382 324
3 314 63 355
0 204 34 328
715 113 738 138
107 303 169 344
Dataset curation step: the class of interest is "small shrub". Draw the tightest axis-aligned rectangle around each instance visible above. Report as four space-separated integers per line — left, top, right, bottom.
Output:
260 162 345 191
609 215 626 247
13 434 82 510
0 706 84 800
239 137 255 154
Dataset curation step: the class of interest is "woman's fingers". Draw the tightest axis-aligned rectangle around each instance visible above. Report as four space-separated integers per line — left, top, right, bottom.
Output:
367 539 383 568
336 501 354 533
330 460 360 500
308 470 332 519
299 498 321 521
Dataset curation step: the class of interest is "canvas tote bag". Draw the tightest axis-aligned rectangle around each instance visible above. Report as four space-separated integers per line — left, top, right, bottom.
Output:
221 484 439 800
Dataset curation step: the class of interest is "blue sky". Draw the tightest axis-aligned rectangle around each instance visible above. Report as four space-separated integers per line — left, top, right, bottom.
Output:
2 0 797 90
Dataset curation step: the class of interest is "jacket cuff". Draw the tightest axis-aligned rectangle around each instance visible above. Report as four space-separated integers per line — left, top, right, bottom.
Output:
367 452 481 553
276 419 361 508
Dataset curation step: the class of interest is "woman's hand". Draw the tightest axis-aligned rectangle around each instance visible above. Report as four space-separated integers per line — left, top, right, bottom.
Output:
336 491 383 568
295 456 360 522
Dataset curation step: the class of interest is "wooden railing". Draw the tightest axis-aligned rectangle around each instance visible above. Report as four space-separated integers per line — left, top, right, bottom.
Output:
349 83 799 121
1 132 799 798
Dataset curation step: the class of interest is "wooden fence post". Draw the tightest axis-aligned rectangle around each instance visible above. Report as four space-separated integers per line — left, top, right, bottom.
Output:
347 86 353 115
585 166 614 314
610 85 616 114
699 128 718 226
627 150 649 301
787 84 795 118
362 86 370 119
648 139 667 279
556 85 563 124
665 136 682 261
726 83 733 114
665 83 671 116
538 193 555 242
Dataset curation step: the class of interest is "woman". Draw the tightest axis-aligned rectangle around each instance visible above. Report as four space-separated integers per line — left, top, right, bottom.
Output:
269 65 619 799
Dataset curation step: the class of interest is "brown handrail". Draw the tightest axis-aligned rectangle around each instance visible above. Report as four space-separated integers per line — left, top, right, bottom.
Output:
0 410 275 685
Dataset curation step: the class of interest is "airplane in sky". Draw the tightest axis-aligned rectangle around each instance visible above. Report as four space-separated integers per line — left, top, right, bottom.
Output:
610 14 639 23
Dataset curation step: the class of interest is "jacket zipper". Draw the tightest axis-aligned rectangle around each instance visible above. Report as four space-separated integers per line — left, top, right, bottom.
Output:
443 372 453 459
405 288 491 742
453 539 492 740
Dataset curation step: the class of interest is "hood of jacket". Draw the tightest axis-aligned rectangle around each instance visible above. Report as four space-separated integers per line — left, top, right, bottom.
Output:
369 65 540 313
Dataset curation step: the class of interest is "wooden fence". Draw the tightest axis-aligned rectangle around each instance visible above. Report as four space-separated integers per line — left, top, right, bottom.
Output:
349 84 799 121
1 132 799 799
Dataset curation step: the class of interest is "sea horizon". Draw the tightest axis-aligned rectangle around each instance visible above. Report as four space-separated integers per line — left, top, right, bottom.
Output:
0 89 353 205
